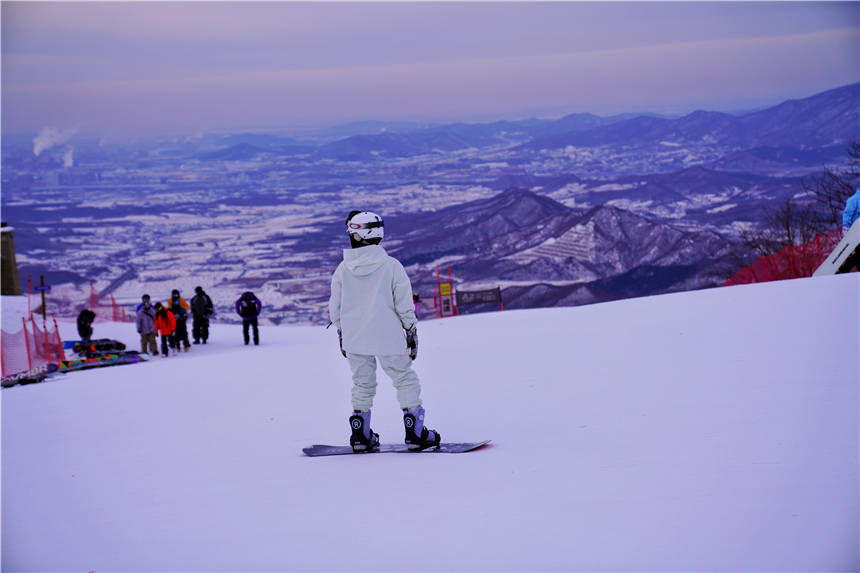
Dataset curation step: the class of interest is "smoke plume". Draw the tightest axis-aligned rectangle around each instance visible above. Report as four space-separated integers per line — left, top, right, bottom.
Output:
33 127 76 156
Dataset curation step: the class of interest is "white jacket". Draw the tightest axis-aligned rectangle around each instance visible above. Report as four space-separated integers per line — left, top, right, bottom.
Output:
329 245 417 356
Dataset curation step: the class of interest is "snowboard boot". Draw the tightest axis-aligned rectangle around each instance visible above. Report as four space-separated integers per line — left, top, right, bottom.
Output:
403 407 441 451
349 410 380 453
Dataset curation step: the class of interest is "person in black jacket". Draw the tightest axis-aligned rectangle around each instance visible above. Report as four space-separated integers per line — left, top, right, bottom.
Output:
235 291 261 345
76 309 96 341
190 286 214 344
168 289 191 352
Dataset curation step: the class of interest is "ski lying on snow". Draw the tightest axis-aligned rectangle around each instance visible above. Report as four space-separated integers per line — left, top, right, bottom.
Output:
303 440 491 456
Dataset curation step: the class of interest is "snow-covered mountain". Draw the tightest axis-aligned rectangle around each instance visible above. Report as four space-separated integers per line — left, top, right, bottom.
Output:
388 188 743 308
2 273 857 571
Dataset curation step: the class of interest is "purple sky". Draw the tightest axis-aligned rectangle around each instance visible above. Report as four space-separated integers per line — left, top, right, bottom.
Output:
2 1 858 135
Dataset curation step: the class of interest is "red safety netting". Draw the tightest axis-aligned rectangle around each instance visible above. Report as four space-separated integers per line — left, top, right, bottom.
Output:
90 294 135 323
31 316 66 365
1 322 31 377
726 228 844 286
25 279 134 323
1 316 66 377
76 282 134 323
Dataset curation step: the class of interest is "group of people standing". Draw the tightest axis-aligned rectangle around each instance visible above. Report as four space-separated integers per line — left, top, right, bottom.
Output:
134 287 263 356
135 286 215 356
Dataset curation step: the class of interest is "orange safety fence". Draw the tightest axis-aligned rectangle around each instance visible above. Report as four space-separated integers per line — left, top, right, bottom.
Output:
725 228 844 286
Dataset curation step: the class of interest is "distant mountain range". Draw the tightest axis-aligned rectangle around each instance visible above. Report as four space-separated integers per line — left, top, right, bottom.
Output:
521 83 859 152
311 112 671 160
199 83 859 178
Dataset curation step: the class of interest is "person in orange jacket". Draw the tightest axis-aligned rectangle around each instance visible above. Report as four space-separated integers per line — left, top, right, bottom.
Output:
154 302 177 357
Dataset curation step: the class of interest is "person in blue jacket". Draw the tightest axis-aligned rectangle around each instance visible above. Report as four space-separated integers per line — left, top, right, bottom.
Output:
844 187 860 234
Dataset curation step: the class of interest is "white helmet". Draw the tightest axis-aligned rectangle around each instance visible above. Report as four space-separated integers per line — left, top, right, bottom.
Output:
346 211 384 241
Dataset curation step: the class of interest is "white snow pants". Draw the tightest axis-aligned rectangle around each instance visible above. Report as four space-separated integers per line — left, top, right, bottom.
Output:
347 353 422 412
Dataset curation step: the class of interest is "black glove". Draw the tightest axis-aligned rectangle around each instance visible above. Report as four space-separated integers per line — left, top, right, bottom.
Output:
405 325 418 361
337 329 347 358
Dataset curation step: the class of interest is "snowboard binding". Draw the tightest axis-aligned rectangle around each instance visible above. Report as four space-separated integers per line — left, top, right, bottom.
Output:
403 407 441 451
349 411 380 453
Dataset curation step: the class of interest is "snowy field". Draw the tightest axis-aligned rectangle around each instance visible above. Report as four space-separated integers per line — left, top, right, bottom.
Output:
2 274 858 572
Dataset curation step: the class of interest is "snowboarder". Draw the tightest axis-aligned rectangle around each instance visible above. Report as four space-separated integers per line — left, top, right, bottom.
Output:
329 210 440 452
153 302 176 357
135 299 158 355
235 291 261 345
76 309 96 341
169 289 191 351
190 286 214 344
843 187 860 235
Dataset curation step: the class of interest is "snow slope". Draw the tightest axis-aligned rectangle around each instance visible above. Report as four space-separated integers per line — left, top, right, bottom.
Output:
2 274 858 572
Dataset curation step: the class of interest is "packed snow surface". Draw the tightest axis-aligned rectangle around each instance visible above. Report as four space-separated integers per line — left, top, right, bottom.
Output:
2 274 858 572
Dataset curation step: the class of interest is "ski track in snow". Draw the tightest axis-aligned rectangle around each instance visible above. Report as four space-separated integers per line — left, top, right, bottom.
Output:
1 274 858 572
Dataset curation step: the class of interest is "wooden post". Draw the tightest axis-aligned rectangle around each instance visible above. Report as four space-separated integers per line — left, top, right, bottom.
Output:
40 275 48 324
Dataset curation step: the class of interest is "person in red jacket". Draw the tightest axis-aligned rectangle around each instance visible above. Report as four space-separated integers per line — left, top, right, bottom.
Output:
154 302 177 357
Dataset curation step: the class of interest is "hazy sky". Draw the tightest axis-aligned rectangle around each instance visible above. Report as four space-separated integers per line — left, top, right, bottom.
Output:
2 1 858 135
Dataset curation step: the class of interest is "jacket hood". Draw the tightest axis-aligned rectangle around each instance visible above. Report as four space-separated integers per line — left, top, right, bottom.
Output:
342 244 388 277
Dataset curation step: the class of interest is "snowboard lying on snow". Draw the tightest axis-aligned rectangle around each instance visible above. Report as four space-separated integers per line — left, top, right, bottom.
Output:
64 338 127 353
2 348 148 388
1 363 60 388
303 440 491 456
59 351 148 372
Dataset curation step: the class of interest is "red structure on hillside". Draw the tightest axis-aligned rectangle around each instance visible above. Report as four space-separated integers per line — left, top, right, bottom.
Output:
725 228 844 286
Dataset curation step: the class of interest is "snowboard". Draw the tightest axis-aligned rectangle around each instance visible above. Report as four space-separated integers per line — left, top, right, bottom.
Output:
1 363 60 388
65 338 127 353
58 351 146 373
303 440 491 457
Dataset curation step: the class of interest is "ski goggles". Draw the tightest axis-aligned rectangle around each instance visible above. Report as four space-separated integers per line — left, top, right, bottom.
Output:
347 220 384 230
